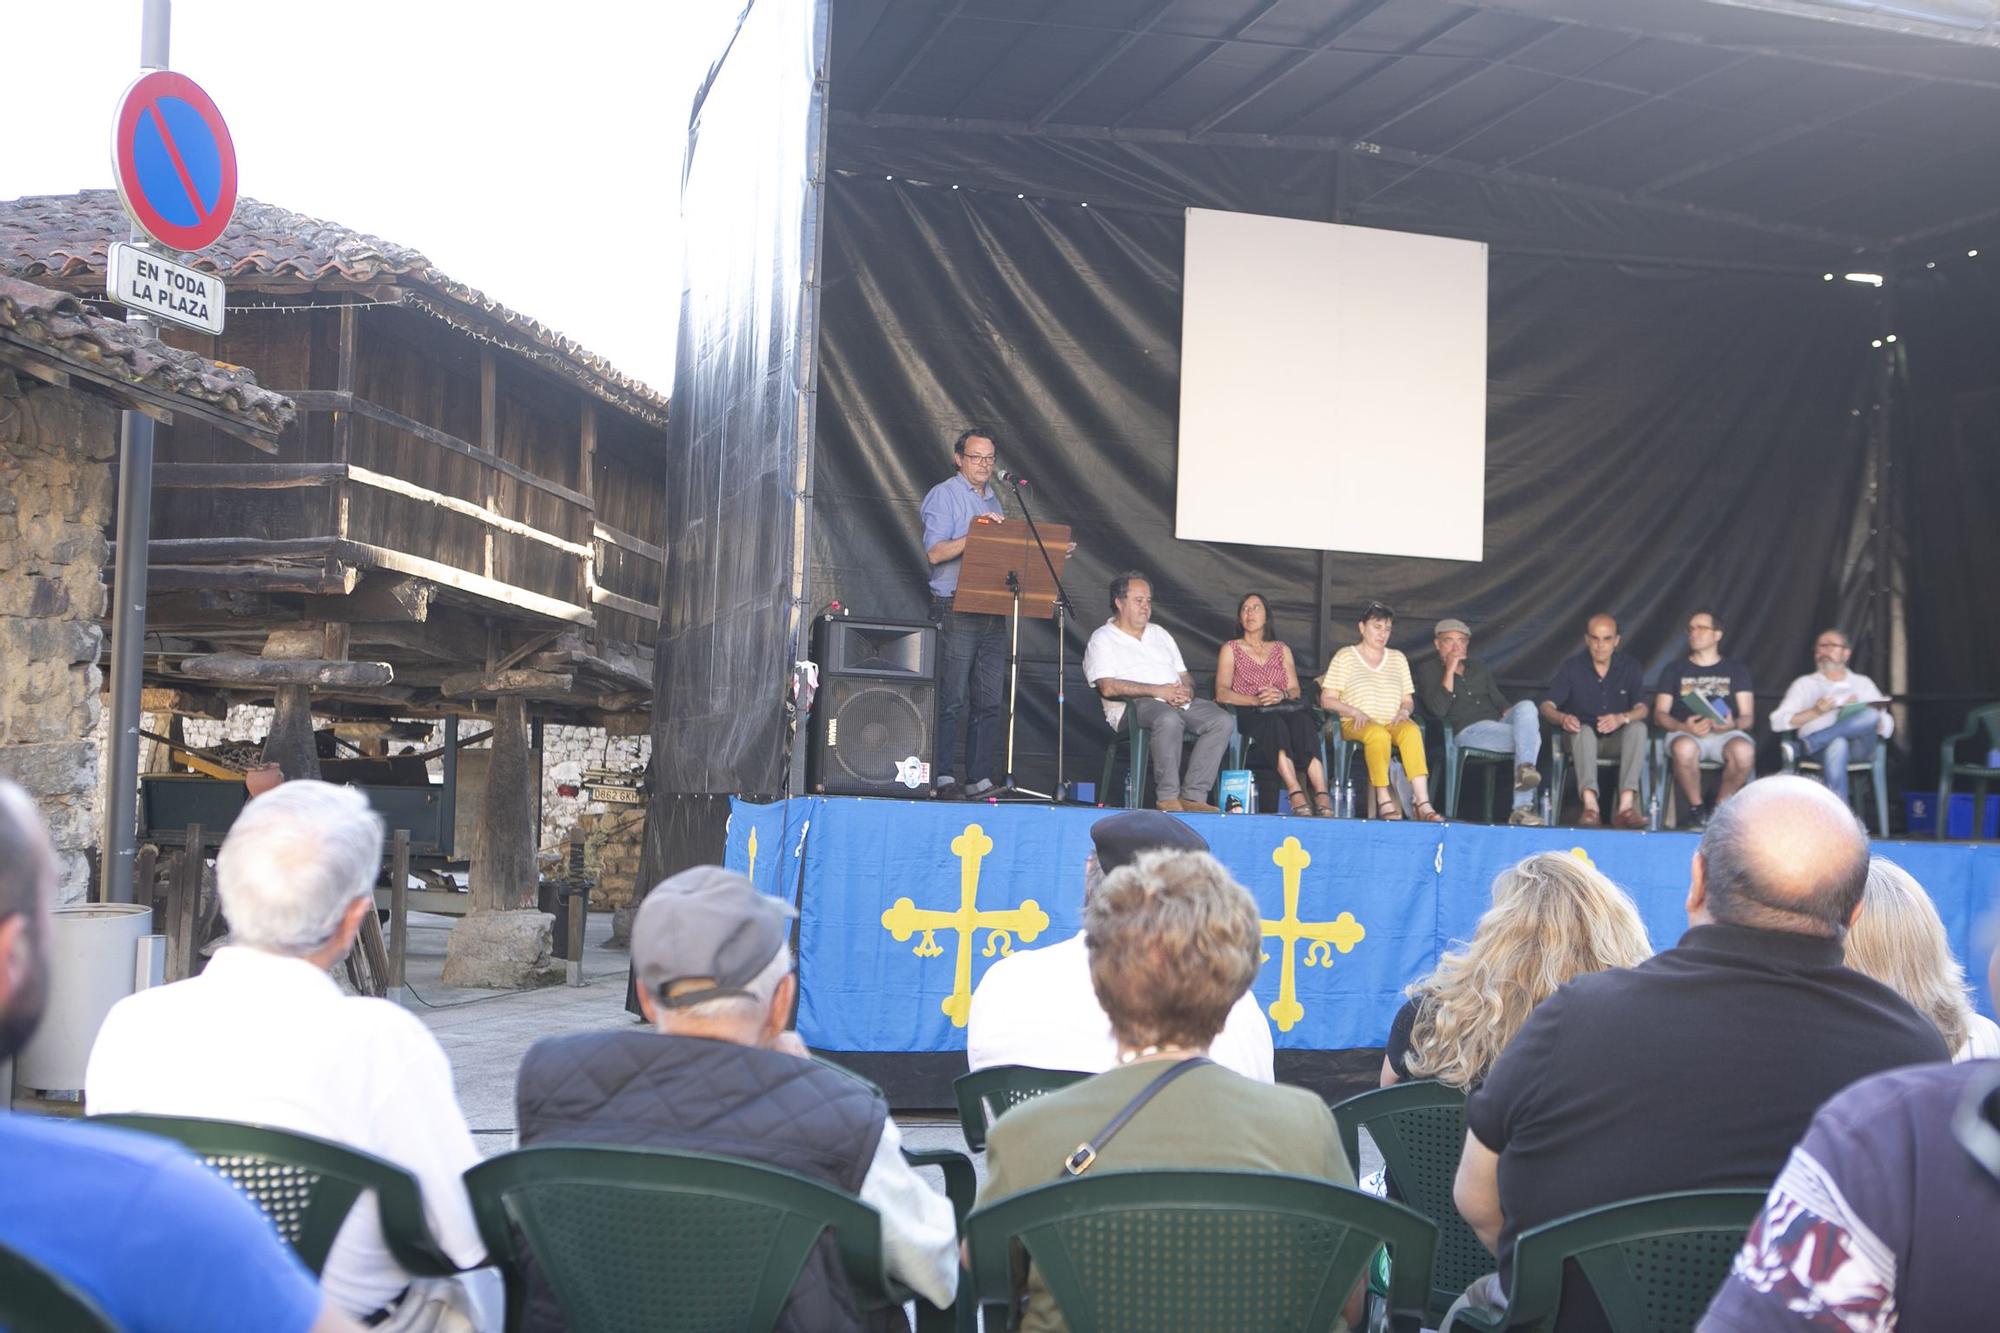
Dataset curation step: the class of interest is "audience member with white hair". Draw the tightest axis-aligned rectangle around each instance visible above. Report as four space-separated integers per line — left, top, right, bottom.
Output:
514 865 958 1332
1845 857 2000 1061
0 778 360 1332
85 780 497 1331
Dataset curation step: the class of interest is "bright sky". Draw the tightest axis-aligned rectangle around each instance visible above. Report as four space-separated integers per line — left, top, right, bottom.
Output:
1 0 744 397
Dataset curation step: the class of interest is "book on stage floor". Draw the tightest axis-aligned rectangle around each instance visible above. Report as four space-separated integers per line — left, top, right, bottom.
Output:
1680 691 1730 726
1836 698 1891 722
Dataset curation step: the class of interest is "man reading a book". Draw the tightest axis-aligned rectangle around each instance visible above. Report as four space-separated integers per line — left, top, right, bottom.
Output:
1653 610 1756 830
1769 628 1893 803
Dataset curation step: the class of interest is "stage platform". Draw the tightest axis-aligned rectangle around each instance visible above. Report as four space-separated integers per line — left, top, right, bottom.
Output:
727 797 1998 1107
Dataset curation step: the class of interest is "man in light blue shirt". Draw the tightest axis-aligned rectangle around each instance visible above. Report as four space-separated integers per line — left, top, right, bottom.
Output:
920 428 1008 799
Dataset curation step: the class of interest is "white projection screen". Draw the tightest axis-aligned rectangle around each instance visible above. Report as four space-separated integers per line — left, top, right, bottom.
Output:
1177 208 1488 561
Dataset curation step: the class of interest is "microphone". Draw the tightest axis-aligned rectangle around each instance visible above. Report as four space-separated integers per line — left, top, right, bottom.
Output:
995 468 1029 487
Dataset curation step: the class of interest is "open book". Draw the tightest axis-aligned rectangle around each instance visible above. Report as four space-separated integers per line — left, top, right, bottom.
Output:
1835 698 1891 722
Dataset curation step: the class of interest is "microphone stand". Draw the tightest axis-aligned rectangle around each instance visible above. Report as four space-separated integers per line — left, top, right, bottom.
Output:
988 475 1075 804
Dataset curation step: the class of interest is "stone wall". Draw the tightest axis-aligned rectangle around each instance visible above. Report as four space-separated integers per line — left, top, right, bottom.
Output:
0 378 113 903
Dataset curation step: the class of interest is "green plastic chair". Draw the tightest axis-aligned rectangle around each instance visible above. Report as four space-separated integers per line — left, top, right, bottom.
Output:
1098 707 1241 810
1548 724 1652 829
89 1113 460 1278
465 1144 918 1333
1649 733 1738 832
965 1169 1439 1333
1440 721 1519 822
954 1065 1089 1152
1779 735 1890 836
1935 702 2000 840
1331 1080 1492 1328
1324 714 1427 820
0 1242 119 1333
1444 1189 1764 1332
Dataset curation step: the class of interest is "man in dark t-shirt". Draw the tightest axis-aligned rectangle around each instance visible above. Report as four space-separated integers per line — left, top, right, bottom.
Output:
1652 608 1756 829
1450 776 1947 1333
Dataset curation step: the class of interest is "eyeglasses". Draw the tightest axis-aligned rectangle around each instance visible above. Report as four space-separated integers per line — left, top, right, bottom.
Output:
1815 640 1848 650
962 452 996 463
1688 622 1718 633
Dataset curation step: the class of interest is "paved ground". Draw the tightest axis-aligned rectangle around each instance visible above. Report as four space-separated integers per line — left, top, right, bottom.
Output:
407 910 1378 1185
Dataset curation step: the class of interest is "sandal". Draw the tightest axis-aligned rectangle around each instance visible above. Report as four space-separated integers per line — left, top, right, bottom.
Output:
1374 792 1404 821
1413 801 1445 824
1287 790 1311 816
1313 791 1335 818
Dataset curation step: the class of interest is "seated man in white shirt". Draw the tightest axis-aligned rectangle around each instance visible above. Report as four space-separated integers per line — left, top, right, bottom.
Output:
966 810 1275 1082
87 781 498 1331
1082 570 1235 813
1768 626 1893 804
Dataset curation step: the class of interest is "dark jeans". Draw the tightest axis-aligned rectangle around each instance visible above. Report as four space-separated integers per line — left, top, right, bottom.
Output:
931 594 1007 785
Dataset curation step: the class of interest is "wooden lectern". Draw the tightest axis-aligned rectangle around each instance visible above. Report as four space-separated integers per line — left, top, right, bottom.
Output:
955 517 1071 616
953 514 1072 800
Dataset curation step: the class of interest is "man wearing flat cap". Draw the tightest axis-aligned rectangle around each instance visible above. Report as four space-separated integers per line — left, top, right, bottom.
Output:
1413 616 1545 825
515 867 957 1332
964 810 1275 1080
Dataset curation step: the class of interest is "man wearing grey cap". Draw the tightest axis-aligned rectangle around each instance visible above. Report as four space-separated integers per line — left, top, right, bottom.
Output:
1414 617 1544 825
515 867 957 1331
964 810 1275 1080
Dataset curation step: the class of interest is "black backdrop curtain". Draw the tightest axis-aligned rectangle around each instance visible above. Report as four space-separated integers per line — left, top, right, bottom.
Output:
813 128 1882 792
1898 261 2000 767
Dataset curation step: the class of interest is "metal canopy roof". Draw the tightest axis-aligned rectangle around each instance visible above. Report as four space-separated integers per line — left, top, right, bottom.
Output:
829 0 2000 257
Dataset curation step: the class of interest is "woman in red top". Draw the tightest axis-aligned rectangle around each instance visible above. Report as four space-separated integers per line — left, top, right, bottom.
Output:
1215 592 1333 816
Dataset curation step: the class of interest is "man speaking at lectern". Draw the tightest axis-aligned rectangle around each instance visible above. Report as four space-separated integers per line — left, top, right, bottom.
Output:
921 428 1007 801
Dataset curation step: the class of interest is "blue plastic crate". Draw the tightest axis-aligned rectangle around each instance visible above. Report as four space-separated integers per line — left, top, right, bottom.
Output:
1904 792 2000 838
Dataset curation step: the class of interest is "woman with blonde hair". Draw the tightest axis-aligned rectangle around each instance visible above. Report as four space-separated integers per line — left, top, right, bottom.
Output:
1382 851 1653 1089
1846 857 2000 1061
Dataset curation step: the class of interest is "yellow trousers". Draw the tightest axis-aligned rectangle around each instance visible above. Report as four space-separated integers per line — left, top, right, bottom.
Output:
1342 717 1428 788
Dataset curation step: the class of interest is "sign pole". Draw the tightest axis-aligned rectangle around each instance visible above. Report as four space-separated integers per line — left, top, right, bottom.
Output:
101 0 171 906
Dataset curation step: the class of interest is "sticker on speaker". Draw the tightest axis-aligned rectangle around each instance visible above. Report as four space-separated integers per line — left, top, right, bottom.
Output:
895 755 930 790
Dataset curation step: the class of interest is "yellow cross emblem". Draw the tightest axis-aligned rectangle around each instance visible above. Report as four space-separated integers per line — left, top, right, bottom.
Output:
881 823 1051 1027
1260 836 1366 1033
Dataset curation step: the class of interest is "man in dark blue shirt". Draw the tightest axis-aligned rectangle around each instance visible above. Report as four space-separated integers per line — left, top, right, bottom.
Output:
0 779 350 1333
1539 613 1651 828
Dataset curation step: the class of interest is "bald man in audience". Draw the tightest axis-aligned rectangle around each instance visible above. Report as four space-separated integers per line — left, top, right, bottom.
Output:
1446 776 1947 1333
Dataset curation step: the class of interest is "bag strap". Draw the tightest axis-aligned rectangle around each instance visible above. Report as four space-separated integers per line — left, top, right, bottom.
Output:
1062 1057 1213 1176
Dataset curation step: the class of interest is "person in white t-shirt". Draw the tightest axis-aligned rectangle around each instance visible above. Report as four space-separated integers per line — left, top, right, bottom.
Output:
87 781 498 1331
1082 571 1234 813
1769 626 1894 803
966 809 1275 1082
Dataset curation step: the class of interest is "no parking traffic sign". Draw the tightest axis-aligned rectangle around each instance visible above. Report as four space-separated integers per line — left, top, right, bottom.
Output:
111 70 237 252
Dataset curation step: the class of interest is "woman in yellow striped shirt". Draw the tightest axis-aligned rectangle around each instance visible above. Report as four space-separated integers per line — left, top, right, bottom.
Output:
1317 602 1441 821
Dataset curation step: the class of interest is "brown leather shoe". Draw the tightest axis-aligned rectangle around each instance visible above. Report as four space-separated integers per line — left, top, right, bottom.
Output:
1577 806 1603 827
1179 799 1221 814
1155 798 1185 813
1613 807 1648 830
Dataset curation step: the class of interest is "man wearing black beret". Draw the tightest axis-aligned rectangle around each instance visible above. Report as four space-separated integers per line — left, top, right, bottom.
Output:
964 810 1275 1079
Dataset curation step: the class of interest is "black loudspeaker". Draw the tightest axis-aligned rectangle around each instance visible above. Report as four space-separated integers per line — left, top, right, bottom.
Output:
809 616 937 796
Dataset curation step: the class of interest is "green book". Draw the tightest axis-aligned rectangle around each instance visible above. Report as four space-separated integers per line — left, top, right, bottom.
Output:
1680 691 1729 726
1836 699 1890 722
